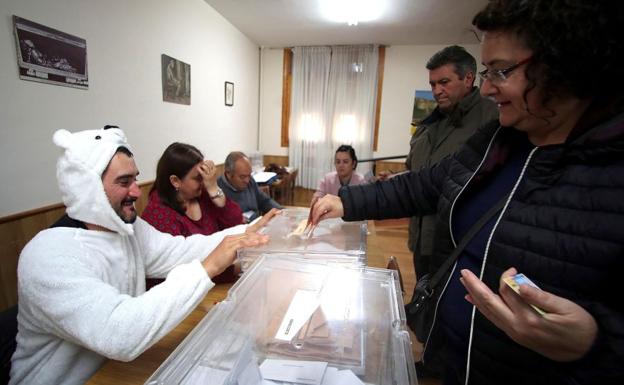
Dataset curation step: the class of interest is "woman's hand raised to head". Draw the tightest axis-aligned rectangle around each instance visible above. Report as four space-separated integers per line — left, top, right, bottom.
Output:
198 160 218 191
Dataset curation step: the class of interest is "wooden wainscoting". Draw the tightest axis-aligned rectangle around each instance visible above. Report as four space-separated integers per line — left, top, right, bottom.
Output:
135 182 155 216
263 155 288 167
0 181 154 311
374 160 407 175
0 204 66 311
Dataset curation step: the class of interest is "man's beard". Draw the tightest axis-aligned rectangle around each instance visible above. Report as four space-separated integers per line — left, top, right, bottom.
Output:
114 197 138 223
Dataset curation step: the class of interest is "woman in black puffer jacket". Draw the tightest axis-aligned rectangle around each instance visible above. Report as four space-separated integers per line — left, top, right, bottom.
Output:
310 1 624 384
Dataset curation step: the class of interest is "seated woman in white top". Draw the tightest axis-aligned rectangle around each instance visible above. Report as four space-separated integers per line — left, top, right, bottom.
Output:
312 145 366 201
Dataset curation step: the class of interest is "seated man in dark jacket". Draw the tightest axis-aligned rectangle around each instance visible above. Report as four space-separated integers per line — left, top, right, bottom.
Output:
309 1 624 384
217 151 282 223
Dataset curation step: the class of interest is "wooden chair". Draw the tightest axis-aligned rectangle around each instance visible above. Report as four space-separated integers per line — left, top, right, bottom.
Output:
285 168 298 205
270 169 298 206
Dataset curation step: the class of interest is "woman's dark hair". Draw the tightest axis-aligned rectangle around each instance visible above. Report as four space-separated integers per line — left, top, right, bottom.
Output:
473 0 623 109
152 142 203 214
336 144 357 170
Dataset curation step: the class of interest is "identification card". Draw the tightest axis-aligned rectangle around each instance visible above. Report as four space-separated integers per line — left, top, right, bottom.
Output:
503 273 546 316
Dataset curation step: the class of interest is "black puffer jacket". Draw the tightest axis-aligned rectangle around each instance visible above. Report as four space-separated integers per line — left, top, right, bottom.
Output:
340 110 624 385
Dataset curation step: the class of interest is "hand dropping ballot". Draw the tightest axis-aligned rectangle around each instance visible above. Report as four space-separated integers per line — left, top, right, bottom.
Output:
502 273 546 316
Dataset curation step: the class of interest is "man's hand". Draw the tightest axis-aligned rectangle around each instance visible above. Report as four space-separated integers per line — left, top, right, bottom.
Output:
202 232 269 278
310 194 343 225
246 208 281 233
460 267 598 362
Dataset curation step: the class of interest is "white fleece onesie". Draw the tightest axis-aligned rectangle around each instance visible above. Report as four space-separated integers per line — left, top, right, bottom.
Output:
9 127 247 385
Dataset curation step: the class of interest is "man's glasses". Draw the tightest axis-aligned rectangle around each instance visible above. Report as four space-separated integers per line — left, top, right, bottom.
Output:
478 57 532 84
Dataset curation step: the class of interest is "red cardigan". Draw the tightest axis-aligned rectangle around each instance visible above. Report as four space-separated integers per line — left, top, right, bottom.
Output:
142 189 243 236
142 189 243 283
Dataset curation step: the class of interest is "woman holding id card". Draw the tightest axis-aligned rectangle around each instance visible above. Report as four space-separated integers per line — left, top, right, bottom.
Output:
309 1 624 384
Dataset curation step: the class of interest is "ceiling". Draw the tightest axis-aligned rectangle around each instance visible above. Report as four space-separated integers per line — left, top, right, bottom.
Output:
204 0 488 47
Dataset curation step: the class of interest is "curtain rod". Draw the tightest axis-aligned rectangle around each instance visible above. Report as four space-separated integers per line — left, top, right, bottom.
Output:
261 44 388 50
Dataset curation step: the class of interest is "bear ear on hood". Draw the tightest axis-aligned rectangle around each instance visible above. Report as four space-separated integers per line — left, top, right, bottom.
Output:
53 129 73 149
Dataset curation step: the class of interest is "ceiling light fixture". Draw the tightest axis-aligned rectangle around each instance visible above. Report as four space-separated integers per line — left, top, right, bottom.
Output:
320 0 386 26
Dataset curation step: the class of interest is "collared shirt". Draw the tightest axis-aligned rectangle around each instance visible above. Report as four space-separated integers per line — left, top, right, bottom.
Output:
217 175 282 222
312 171 366 199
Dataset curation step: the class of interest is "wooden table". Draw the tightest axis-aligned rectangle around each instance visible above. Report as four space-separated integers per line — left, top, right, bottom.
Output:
86 219 414 385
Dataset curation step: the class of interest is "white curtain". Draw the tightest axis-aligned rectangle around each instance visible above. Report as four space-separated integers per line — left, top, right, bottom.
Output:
289 45 379 190
288 46 332 189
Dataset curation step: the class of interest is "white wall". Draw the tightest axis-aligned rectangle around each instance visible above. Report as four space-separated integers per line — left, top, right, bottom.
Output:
258 44 482 158
258 47 286 156
0 0 260 217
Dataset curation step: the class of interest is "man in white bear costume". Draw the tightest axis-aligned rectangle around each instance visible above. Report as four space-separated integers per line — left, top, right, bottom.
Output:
10 126 272 385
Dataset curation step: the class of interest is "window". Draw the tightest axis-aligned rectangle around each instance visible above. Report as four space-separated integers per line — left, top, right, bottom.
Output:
281 46 385 150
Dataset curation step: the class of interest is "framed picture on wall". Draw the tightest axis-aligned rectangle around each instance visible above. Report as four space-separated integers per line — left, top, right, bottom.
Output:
225 81 234 106
411 90 436 127
162 54 191 105
12 15 89 89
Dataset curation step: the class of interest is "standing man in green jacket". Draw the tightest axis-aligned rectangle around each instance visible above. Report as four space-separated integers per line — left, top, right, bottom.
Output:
406 45 498 379
407 45 499 281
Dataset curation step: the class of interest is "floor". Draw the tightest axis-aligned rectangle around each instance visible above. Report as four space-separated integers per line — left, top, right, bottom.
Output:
291 187 443 385
291 186 316 208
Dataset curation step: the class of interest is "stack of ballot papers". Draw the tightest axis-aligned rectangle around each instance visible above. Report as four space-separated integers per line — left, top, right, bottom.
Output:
179 359 365 385
252 171 277 184
260 359 365 385
179 346 364 385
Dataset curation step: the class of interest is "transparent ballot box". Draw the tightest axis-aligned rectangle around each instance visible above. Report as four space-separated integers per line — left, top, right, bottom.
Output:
145 255 417 385
238 207 367 269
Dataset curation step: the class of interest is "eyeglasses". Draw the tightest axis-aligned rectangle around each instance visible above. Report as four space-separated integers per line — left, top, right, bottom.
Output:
478 57 532 84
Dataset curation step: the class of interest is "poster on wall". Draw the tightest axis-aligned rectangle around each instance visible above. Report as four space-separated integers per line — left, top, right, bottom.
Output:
162 54 191 105
12 15 89 90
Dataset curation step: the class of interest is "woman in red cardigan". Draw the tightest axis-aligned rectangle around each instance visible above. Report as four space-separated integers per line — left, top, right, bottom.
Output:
142 142 244 283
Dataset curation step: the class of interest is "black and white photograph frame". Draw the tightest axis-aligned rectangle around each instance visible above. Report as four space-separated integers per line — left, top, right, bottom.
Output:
13 15 89 89
225 81 234 106
162 54 191 105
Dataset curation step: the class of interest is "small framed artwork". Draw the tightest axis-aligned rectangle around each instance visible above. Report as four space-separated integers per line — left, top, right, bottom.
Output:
225 81 234 106
162 54 191 105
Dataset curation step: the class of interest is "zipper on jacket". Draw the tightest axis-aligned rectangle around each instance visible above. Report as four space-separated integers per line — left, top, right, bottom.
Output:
463 146 538 385
421 126 502 358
